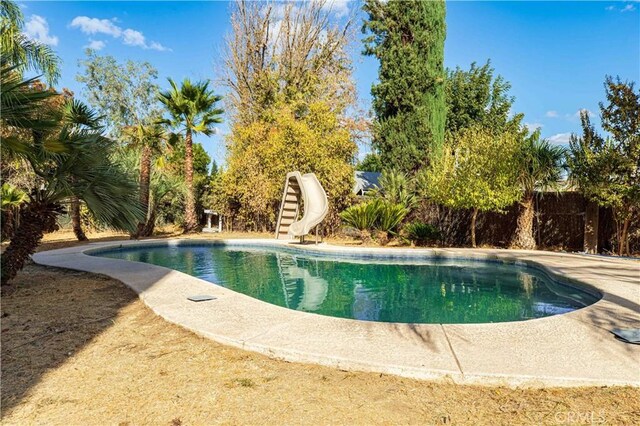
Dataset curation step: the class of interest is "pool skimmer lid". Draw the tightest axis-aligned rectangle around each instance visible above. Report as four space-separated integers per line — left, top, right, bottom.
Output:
187 295 217 302
611 328 640 345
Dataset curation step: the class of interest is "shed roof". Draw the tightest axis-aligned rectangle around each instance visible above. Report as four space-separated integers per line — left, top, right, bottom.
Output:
353 171 381 195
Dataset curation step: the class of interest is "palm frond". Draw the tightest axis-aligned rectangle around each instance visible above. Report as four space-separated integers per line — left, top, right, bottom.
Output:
519 131 566 193
1 60 56 128
157 77 224 136
366 168 417 209
1 1 61 84
1 183 28 210
62 99 104 130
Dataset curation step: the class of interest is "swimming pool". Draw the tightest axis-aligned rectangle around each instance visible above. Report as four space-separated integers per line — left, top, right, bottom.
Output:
95 244 599 324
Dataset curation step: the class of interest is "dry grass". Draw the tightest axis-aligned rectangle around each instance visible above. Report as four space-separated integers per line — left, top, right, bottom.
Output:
1 230 639 425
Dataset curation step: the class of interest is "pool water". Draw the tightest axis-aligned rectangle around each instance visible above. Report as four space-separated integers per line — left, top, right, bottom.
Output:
97 245 599 324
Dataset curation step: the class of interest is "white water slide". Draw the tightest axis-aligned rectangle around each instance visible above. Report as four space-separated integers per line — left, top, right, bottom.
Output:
275 171 328 241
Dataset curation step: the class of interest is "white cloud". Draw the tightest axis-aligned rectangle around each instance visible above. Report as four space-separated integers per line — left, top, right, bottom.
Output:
605 2 637 12
70 15 169 51
24 15 58 46
122 28 145 47
525 122 543 131
548 133 572 145
573 109 595 118
148 41 170 52
70 16 122 37
86 39 106 50
272 1 349 21
545 110 558 118
323 0 350 18
121 29 170 51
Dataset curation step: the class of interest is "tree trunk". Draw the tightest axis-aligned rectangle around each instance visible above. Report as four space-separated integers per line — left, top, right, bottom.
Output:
1 209 15 242
618 217 630 256
511 192 536 250
183 129 198 233
1 197 63 286
133 144 152 238
470 207 478 248
71 197 88 241
140 208 156 237
583 200 599 254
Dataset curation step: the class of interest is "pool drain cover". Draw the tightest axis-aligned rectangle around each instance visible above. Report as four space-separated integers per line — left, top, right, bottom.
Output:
187 295 217 302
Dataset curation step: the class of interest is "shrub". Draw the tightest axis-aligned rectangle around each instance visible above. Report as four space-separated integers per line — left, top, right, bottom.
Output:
339 200 380 231
340 199 408 238
366 168 416 209
374 200 409 235
403 221 442 246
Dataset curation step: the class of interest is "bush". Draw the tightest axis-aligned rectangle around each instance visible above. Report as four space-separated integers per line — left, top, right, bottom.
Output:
403 221 441 246
366 168 416 209
340 200 380 231
374 200 408 235
340 199 409 238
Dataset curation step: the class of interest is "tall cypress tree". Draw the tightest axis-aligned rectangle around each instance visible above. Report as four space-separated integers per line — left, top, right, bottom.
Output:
363 0 446 173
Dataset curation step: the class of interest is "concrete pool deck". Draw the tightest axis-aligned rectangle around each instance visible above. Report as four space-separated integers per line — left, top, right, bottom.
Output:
33 239 640 388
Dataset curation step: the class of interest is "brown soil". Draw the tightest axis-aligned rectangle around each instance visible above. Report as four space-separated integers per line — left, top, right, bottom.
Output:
1 231 639 425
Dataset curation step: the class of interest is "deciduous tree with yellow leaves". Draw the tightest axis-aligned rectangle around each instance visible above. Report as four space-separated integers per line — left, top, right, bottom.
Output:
220 0 359 232
419 126 521 247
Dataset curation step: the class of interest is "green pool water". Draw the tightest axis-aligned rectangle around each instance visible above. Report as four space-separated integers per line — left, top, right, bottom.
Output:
97 244 599 324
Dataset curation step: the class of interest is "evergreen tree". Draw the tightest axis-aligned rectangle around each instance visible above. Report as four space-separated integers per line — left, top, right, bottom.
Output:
445 61 524 136
357 153 383 172
363 0 446 173
77 51 163 237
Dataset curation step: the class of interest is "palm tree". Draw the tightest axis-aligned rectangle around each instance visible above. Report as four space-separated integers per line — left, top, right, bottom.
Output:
0 0 60 84
0 62 58 155
1 182 28 241
61 99 104 241
122 122 174 237
511 131 566 249
142 167 187 237
157 78 223 233
0 65 144 285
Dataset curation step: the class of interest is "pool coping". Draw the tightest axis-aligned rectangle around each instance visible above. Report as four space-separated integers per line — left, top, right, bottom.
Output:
33 238 640 388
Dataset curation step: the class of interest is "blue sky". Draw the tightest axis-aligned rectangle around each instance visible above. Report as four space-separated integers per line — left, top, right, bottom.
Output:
20 1 640 166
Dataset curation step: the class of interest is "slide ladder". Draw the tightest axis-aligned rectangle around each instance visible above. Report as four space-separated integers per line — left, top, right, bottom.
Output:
275 171 328 241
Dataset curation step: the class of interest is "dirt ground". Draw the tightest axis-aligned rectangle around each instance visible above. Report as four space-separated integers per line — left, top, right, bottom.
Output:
1 231 639 425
